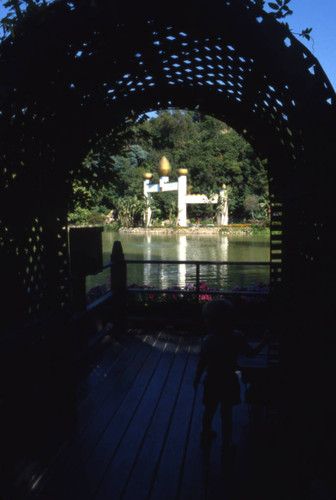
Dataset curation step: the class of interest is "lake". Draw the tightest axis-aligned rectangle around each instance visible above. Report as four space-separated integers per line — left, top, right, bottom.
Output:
86 230 270 293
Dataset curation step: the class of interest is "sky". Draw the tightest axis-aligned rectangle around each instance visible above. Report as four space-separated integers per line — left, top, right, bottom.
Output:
269 0 336 91
0 0 335 90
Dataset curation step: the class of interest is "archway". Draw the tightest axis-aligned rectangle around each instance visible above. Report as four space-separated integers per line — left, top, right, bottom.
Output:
1 1 336 496
1 0 335 324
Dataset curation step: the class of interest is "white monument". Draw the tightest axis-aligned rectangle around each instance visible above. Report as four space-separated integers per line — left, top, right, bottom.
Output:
143 157 229 227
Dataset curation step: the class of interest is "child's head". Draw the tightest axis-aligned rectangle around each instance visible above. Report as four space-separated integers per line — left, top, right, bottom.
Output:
202 299 234 334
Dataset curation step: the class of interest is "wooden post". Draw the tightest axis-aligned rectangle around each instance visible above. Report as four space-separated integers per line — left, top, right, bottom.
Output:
110 241 127 332
69 226 103 313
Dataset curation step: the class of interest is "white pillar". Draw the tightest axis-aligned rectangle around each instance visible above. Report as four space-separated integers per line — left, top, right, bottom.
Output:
143 179 152 227
218 188 229 226
178 173 187 226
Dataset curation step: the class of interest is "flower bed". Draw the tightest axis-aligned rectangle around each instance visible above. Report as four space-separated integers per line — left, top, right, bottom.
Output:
86 279 270 321
86 279 111 305
127 281 269 319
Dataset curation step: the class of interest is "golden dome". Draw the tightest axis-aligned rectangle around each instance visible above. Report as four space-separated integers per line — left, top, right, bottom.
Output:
143 172 153 180
177 168 188 176
222 184 227 190
158 156 171 177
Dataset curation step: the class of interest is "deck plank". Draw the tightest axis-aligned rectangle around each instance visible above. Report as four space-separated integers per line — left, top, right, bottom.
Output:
28 329 278 500
205 371 267 500
32 332 160 499
121 345 191 500
77 333 155 432
93 349 177 500
149 350 198 500
76 333 129 406
69 341 164 499
178 385 208 500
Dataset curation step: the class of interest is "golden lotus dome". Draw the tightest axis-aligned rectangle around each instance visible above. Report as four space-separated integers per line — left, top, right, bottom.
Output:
143 172 153 180
222 184 227 190
177 168 188 176
158 156 171 177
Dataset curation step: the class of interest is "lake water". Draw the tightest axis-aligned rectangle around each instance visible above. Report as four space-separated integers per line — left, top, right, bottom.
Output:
86 230 270 292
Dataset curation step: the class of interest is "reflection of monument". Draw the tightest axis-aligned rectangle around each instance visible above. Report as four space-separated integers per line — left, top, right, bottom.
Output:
143 157 229 227
219 234 229 287
143 232 152 286
177 235 187 287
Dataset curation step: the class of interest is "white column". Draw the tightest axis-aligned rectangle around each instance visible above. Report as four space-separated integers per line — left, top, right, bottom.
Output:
178 173 187 226
143 179 152 227
223 189 229 225
218 188 229 226
218 190 224 226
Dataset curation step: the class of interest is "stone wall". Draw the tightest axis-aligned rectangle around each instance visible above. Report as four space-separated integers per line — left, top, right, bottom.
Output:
118 226 253 235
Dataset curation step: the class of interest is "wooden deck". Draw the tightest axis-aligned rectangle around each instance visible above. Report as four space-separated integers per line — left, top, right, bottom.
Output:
27 328 282 500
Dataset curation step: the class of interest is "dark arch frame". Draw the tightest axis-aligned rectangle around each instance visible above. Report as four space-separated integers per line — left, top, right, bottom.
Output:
1 0 335 326
1 2 336 495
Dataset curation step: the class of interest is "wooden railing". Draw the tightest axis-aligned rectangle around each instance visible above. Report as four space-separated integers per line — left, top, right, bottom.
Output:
96 241 270 305
82 241 270 316
80 240 271 340
105 259 270 298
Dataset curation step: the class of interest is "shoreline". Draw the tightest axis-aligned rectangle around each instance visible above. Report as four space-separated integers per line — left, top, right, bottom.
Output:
118 226 257 235
69 223 269 235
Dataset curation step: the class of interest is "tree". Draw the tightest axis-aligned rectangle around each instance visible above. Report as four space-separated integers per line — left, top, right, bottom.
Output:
115 195 146 227
68 109 270 225
128 145 149 168
244 194 259 219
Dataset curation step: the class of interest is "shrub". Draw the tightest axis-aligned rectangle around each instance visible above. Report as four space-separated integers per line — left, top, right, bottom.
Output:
86 211 107 225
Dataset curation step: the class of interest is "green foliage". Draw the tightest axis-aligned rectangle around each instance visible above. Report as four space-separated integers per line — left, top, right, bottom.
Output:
68 207 92 225
244 194 259 219
68 110 272 225
86 211 106 225
115 195 146 227
250 220 270 233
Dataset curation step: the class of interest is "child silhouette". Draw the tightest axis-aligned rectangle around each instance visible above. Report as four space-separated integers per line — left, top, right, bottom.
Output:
193 299 270 454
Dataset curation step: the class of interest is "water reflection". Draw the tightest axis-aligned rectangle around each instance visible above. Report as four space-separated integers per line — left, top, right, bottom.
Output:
144 232 152 286
218 234 229 287
87 231 270 292
177 235 187 288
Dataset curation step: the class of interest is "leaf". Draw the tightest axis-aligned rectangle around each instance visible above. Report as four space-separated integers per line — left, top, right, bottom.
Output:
268 2 280 9
283 6 293 15
300 27 312 41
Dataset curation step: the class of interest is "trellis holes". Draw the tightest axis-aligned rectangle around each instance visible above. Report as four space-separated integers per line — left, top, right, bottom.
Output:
0 0 335 323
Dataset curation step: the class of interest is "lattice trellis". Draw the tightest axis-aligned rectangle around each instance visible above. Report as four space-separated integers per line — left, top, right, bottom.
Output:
0 0 335 329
